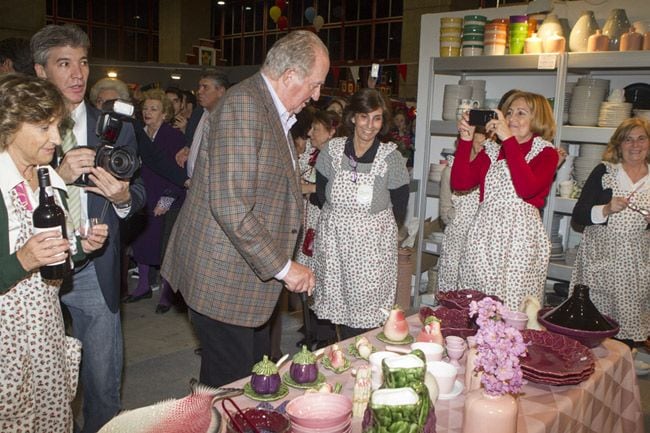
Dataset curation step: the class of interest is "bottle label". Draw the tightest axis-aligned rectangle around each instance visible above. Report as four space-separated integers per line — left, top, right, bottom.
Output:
33 226 66 265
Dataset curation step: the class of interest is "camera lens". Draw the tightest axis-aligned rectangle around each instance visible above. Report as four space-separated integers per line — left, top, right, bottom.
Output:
109 148 138 178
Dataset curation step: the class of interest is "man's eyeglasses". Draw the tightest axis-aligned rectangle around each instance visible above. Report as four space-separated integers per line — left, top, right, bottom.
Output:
348 154 358 183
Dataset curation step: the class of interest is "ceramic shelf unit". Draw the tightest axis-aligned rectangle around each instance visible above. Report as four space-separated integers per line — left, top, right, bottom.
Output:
413 5 650 307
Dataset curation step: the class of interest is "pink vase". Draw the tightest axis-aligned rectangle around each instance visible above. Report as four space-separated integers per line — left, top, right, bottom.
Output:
462 390 518 433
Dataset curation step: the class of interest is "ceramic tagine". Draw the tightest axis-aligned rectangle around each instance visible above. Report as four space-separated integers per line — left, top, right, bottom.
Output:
542 284 614 331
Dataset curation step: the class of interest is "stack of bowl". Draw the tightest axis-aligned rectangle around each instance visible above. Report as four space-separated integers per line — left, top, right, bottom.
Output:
459 79 486 108
573 144 604 187
462 15 487 56
508 15 528 54
568 78 610 126
484 20 508 55
429 162 445 182
286 393 353 433
442 84 473 120
440 17 463 57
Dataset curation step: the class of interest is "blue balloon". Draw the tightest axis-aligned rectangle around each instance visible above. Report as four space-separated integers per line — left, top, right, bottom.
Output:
305 6 316 23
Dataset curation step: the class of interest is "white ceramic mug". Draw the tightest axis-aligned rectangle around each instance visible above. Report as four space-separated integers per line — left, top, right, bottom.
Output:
368 351 399 390
426 361 458 394
411 342 444 362
559 180 574 198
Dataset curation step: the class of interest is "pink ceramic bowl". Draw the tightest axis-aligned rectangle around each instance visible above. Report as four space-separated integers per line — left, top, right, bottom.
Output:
502 310 528 331
291 417 351 433
225 407 290 433
286 393 352 429
537 307 620 348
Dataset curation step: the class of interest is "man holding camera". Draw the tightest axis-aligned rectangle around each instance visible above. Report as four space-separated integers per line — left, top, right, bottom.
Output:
32 24 145 433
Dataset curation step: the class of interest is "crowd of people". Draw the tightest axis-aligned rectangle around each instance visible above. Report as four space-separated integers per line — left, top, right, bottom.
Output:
0 22 647 433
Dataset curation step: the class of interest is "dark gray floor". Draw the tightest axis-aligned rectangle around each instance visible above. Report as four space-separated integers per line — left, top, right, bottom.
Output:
97 281 649 431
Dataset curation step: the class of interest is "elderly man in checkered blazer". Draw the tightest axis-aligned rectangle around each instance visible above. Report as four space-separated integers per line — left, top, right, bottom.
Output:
162 30 328 387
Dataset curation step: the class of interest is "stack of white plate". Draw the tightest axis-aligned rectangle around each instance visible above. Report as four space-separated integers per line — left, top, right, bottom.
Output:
568 84 608 126
442 84 473 120
459 79 486 107
576 77 610 92
573 144 604 186
428 231 446 243
634 109 650 121
429 163 445 182
549 214 564 261
598 101 632 127
556 154 574 183
562 82 576 125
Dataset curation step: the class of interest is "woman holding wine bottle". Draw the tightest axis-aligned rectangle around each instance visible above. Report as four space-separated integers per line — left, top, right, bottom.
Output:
0 74 107 432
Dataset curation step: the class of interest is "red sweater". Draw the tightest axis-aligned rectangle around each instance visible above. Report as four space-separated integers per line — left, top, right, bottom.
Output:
450 135 559 209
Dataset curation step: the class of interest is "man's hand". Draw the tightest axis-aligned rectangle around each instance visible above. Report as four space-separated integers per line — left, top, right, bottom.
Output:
81 223 109 254
176 146 190 167
84 167 131 205
57 147 96 184
284 261 316 295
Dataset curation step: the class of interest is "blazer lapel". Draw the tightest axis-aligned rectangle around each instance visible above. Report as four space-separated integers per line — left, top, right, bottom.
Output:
254 74 302 207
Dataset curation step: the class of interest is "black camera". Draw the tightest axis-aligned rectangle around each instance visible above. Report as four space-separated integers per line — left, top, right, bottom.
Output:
73 99 140 186
469 109 497 127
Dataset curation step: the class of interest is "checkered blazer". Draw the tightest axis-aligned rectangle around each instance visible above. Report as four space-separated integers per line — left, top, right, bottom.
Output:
162 72 303 327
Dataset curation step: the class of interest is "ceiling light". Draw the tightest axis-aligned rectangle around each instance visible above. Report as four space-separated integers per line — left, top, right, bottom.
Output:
217 1 225 5
170 72 182 80
107 71 117 78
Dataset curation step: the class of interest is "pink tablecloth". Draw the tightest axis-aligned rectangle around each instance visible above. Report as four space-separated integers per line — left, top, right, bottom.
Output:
221 315 644 433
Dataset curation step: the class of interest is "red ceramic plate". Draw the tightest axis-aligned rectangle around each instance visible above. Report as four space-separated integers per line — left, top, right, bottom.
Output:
523 368 594 386
435 290 502 310
520 330 594 379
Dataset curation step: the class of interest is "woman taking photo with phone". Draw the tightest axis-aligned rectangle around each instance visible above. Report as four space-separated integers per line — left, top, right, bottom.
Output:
451 90 559 310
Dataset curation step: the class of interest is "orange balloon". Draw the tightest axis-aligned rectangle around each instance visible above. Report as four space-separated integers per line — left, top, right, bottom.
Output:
269 6 281 23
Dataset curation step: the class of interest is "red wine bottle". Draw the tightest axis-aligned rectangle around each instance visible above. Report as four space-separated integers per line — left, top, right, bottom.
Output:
33 167 70 279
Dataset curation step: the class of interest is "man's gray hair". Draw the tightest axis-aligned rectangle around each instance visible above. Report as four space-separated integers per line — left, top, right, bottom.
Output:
262 30 328 80
201 71 230 89
31 24 90 66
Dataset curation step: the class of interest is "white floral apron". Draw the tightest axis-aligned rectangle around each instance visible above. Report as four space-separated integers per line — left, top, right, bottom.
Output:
438 156 481 292
312 141 397 329
458 137 552 311
570 163 650 341
0 188 82 433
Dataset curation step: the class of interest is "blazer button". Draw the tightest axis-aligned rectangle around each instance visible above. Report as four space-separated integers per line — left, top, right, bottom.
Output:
291 229 298 234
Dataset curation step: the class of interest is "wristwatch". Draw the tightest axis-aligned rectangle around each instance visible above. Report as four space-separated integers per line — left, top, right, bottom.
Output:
114 198 131 209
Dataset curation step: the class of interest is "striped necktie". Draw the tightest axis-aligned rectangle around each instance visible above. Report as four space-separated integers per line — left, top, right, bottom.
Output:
61 124 82 228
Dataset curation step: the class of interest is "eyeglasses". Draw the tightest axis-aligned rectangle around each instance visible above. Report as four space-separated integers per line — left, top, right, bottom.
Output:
628 201 650 217
348 154 358 183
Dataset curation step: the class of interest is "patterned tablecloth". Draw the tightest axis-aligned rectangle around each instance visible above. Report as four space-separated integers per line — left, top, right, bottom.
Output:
221 314 644 433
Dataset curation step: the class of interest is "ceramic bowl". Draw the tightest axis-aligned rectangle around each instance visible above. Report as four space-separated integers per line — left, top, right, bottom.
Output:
225 407 291 433
502 311 529 330
286 393 352 429
537 307 620 348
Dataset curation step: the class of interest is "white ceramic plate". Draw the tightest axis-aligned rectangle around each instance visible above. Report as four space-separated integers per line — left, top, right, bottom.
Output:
437 379 464 400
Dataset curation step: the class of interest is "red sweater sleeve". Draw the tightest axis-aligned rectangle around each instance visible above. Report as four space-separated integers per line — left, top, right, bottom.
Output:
450 138 490 191
502 136 558 207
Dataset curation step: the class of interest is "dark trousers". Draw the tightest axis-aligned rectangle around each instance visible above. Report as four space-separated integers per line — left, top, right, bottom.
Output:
190 308 271 388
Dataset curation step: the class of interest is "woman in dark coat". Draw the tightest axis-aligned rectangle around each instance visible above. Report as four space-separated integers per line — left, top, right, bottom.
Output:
123 89 186 312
